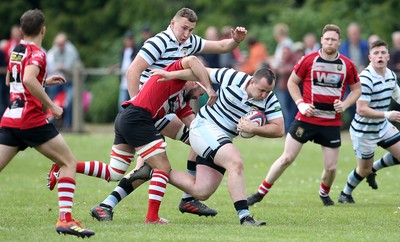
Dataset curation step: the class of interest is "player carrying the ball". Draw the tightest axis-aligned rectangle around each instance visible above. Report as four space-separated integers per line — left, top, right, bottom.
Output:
135 62 285 226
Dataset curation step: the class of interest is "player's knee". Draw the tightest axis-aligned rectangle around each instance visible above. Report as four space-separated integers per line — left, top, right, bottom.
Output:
324 167 336 175
325 163 337 172
226 158 244 175
108 147 135 181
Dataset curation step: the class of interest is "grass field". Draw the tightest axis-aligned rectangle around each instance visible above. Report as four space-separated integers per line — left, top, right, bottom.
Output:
0 126 399 242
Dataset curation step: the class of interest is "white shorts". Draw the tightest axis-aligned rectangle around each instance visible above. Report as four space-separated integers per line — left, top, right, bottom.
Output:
154 113 176 132
189 117 232 160
350 122 400 159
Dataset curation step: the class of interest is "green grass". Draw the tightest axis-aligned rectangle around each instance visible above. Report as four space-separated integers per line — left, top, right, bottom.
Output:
0 128 399 242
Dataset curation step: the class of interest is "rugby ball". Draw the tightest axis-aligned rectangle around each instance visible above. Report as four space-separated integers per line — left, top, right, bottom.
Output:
239 110 267 138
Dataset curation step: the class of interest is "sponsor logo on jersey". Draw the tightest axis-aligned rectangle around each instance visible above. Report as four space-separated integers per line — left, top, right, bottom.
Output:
10 53 23 62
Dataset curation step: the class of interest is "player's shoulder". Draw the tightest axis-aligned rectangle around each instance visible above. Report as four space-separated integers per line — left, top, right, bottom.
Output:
144 31 171 47
297 51 318 64
24 44 46 60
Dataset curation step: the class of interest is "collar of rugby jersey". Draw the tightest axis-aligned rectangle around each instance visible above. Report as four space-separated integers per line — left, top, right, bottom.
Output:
165 25 193 46
240 75 253 103
366 63 393 84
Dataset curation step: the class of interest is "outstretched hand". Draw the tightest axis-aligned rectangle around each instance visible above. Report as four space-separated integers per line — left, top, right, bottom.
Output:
46 75 66 86
231 26 247 43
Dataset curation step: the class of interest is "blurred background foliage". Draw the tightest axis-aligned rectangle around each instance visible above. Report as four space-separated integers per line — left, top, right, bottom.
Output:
1 0 399 122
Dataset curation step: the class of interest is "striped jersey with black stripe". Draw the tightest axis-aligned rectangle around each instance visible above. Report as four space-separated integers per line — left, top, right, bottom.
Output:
350 64 398 138
198 68 283 138
137 26 205 87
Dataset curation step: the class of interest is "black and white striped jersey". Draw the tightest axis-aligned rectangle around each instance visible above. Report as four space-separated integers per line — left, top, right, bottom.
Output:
198 68 283 138
137 26 205 86
350 64 398 138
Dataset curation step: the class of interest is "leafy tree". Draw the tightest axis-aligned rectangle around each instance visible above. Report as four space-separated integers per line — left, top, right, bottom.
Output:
2 0 400 122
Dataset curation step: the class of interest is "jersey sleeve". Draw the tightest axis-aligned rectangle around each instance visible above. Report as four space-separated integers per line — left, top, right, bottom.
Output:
264 93 283 121
138 34 166 66
164 58 183 72
209 68 224 85
358 71 373 102
188 34 205 55
293 55 309 80
175 104 194 120
28 49 46 70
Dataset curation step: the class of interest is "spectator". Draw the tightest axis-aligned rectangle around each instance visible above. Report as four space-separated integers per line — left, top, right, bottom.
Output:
388 31 400 74
139 24 153 47
197 26 221 108
118 31 138 110
237 36 269 75
46 32 80 130
368 34 380 46
270 23 294 69
273 45 300 132
339 22 369 129
303 32 320 54
339 22 369 72
197 26 220 68
2 25 22 62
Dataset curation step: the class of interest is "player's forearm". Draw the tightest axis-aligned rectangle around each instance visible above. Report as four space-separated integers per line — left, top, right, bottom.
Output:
186 57 213 90
257 120 285 138
5 71 10 86
343 84 361 110
25 78 54 109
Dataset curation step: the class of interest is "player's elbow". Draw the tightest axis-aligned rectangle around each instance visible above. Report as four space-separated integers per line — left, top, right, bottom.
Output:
276 124 285 137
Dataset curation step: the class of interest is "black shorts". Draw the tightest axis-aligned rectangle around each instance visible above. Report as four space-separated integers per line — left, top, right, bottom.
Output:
0 123 59 151
196 156 226 175
114 105 163 148
288 119 341 148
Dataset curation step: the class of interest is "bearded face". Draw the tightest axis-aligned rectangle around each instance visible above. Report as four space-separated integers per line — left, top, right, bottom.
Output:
183 88 195 102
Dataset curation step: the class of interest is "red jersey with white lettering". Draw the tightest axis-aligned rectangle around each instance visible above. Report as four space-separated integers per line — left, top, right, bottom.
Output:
122 58 193 121
1 40 48 129
293 50 359 126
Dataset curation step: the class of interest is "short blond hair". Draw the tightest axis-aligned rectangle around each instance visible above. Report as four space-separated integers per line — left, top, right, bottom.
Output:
174 8 198 22
322 24 341 38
